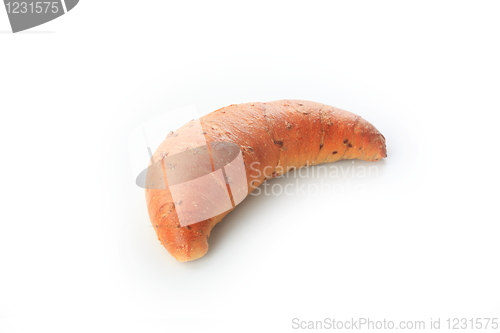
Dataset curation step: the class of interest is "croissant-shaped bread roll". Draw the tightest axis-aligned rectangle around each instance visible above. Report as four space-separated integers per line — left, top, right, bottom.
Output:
145 100 386 261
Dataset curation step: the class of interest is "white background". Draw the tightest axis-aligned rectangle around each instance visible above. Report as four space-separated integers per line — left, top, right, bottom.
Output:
1 1 499 332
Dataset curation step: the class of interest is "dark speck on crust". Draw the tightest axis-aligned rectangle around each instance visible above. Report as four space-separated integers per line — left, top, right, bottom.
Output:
273 140 284 148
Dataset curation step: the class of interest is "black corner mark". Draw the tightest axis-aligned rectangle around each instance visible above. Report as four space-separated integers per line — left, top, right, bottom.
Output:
65 0 77 11
3 0 79 33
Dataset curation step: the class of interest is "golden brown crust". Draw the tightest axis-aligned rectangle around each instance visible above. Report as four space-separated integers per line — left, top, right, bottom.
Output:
145 100 387 261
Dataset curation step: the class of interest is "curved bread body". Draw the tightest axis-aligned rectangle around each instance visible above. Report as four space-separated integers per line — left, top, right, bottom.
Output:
146 100 386 261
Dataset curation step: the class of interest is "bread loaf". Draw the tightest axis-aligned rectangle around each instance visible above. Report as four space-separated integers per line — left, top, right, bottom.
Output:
145 100 387 261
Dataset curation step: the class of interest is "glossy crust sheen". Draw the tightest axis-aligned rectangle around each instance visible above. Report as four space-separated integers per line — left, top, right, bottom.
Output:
146 100 387 261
